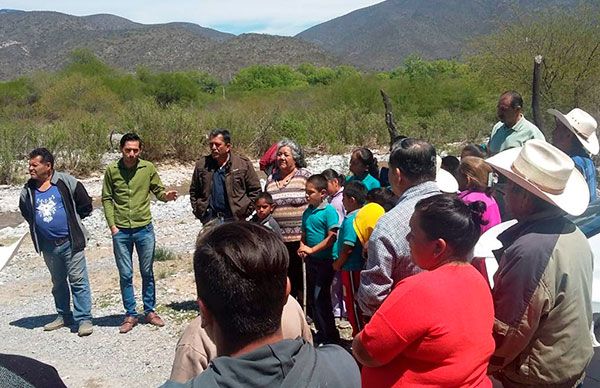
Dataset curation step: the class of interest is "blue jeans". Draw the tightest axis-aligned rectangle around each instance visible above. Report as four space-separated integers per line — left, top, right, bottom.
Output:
112 223 156 316
40 239 93 322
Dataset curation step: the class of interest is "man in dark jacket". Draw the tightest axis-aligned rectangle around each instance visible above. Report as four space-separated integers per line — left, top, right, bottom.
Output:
19 148 94 337
162 222 360 387
189 129 261 223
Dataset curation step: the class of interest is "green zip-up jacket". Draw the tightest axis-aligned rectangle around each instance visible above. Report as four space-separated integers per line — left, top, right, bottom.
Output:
102 158 167 229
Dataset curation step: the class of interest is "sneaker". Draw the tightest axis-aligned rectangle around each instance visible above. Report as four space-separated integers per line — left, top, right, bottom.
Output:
119 316 138 334
78 320 93 337
145 311 165 327
336 318 352 329
43 315 73 331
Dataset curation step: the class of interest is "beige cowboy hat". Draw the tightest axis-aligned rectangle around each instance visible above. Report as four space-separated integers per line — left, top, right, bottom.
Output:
548 108 598 155
436 155 459 193
486 139 589 216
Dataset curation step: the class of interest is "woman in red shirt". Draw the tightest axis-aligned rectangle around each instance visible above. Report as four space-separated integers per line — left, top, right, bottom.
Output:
353 194 495 387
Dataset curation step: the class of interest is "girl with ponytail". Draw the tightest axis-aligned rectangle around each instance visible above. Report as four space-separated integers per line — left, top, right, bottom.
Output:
347 148 381 191
457 156 501 233
353 194 495 387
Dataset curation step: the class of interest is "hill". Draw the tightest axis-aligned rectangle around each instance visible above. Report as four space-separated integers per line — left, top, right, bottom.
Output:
296 0 591 70
0 10 340 80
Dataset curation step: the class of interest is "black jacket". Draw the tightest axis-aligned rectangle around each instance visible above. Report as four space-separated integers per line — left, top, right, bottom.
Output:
19 171 93 253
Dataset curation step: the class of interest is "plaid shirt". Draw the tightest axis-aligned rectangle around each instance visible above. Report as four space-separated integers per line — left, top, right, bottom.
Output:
357 181 440 316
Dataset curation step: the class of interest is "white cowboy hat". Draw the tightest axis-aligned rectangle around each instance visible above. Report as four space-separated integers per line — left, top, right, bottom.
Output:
486 139 589 216
548 108 598 155
436 155 459 193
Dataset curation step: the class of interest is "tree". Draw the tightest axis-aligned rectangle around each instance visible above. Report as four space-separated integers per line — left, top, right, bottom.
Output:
470 6 600 120
231 65 308 90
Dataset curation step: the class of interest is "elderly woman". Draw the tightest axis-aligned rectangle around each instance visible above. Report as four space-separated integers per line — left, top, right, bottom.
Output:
353 194 495 387
265 139 312 303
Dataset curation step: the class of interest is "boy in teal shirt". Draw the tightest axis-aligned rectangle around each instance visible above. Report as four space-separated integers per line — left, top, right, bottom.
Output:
333 181 367 336
298 174 340 344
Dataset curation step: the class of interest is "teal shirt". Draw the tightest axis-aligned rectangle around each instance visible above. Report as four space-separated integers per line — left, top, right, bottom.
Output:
346 173 381 191
335 209 364 271
301 201 339 260
488 115 545 156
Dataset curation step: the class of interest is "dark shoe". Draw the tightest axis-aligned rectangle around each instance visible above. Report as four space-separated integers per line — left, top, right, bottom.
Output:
119 316 138 334
44 315 73 331
145 312 165 327
78 320 93 337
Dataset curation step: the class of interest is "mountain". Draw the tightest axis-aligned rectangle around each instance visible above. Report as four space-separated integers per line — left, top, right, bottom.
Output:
296 0 591 70
0 11 340 80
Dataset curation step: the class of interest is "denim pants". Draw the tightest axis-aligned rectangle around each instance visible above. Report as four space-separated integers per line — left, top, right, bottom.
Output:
112 223 156 316
40 239 93 322
306 257 340 344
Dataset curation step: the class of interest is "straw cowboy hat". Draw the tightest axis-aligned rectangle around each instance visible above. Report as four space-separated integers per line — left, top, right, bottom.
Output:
548 108 599 155
436 155 459 193
486 139 589 216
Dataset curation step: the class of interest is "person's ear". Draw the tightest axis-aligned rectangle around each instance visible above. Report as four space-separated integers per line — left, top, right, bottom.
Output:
197 299 214 329
433 238 447 258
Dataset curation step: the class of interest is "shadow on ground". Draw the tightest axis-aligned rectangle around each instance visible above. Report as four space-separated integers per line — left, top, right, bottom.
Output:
10 314 125 329
10 314 56 329
166 300 198 312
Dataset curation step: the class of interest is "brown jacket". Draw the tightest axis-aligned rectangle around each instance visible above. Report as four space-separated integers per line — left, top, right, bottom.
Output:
189 152 261 222
490 210 594 387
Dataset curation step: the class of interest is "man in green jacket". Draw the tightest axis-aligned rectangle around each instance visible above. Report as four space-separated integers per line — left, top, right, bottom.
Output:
102 133 177 334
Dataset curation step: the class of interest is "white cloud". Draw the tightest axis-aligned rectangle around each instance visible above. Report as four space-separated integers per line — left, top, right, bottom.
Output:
1 0 385 35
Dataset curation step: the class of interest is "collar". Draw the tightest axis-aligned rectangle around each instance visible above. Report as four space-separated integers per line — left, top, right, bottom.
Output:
346 208 360 217
330 187 344 200
497 207 565 246
508 114 526 131
310 200 328 210
219 153 231 169
118 158 146 170
398 181 439 202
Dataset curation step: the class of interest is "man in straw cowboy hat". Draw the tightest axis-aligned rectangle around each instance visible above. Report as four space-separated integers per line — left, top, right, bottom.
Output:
550 107 598 201
486 139 594 387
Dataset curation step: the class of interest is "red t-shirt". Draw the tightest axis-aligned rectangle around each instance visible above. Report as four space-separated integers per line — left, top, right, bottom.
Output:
360 263 494 387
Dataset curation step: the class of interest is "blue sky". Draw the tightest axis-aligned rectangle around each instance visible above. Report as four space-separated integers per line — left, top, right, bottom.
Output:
1 1 385 36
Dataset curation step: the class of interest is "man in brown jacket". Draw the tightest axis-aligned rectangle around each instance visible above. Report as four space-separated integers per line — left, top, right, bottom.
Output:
189 129 261 223
487 140 594 387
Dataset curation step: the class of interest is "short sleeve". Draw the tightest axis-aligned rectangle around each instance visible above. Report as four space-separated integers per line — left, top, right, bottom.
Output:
360 279 430 365
301 209 309 233
325 207 340 231
341 218 358 247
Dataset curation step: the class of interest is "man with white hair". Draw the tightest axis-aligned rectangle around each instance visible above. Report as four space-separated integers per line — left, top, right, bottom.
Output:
486 139 594 387
550 107 598 201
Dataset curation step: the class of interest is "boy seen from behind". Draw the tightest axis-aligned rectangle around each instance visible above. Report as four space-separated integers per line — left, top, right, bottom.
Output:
251 192 282 236
333 181 368 336
298 174 340 344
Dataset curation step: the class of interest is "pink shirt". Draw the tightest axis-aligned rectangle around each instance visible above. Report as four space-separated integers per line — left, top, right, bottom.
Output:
458 190 501 233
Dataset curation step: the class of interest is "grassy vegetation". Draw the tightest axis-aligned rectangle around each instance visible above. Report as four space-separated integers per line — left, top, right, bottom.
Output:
1 8 598 185
154 246 179 262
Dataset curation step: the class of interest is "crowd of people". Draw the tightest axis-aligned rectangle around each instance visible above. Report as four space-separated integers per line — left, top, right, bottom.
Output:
15 90 599 387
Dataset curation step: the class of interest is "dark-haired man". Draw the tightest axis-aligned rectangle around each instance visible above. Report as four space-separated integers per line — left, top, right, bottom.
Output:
162 222 360 387
102 133 177 333
357 138 441 317
189 128 261 223
487 90 545 156
19 148 94 336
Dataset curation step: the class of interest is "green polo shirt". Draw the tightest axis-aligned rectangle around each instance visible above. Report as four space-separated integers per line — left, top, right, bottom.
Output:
301 201 339 260
488 115 545 155
102 159 167 228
